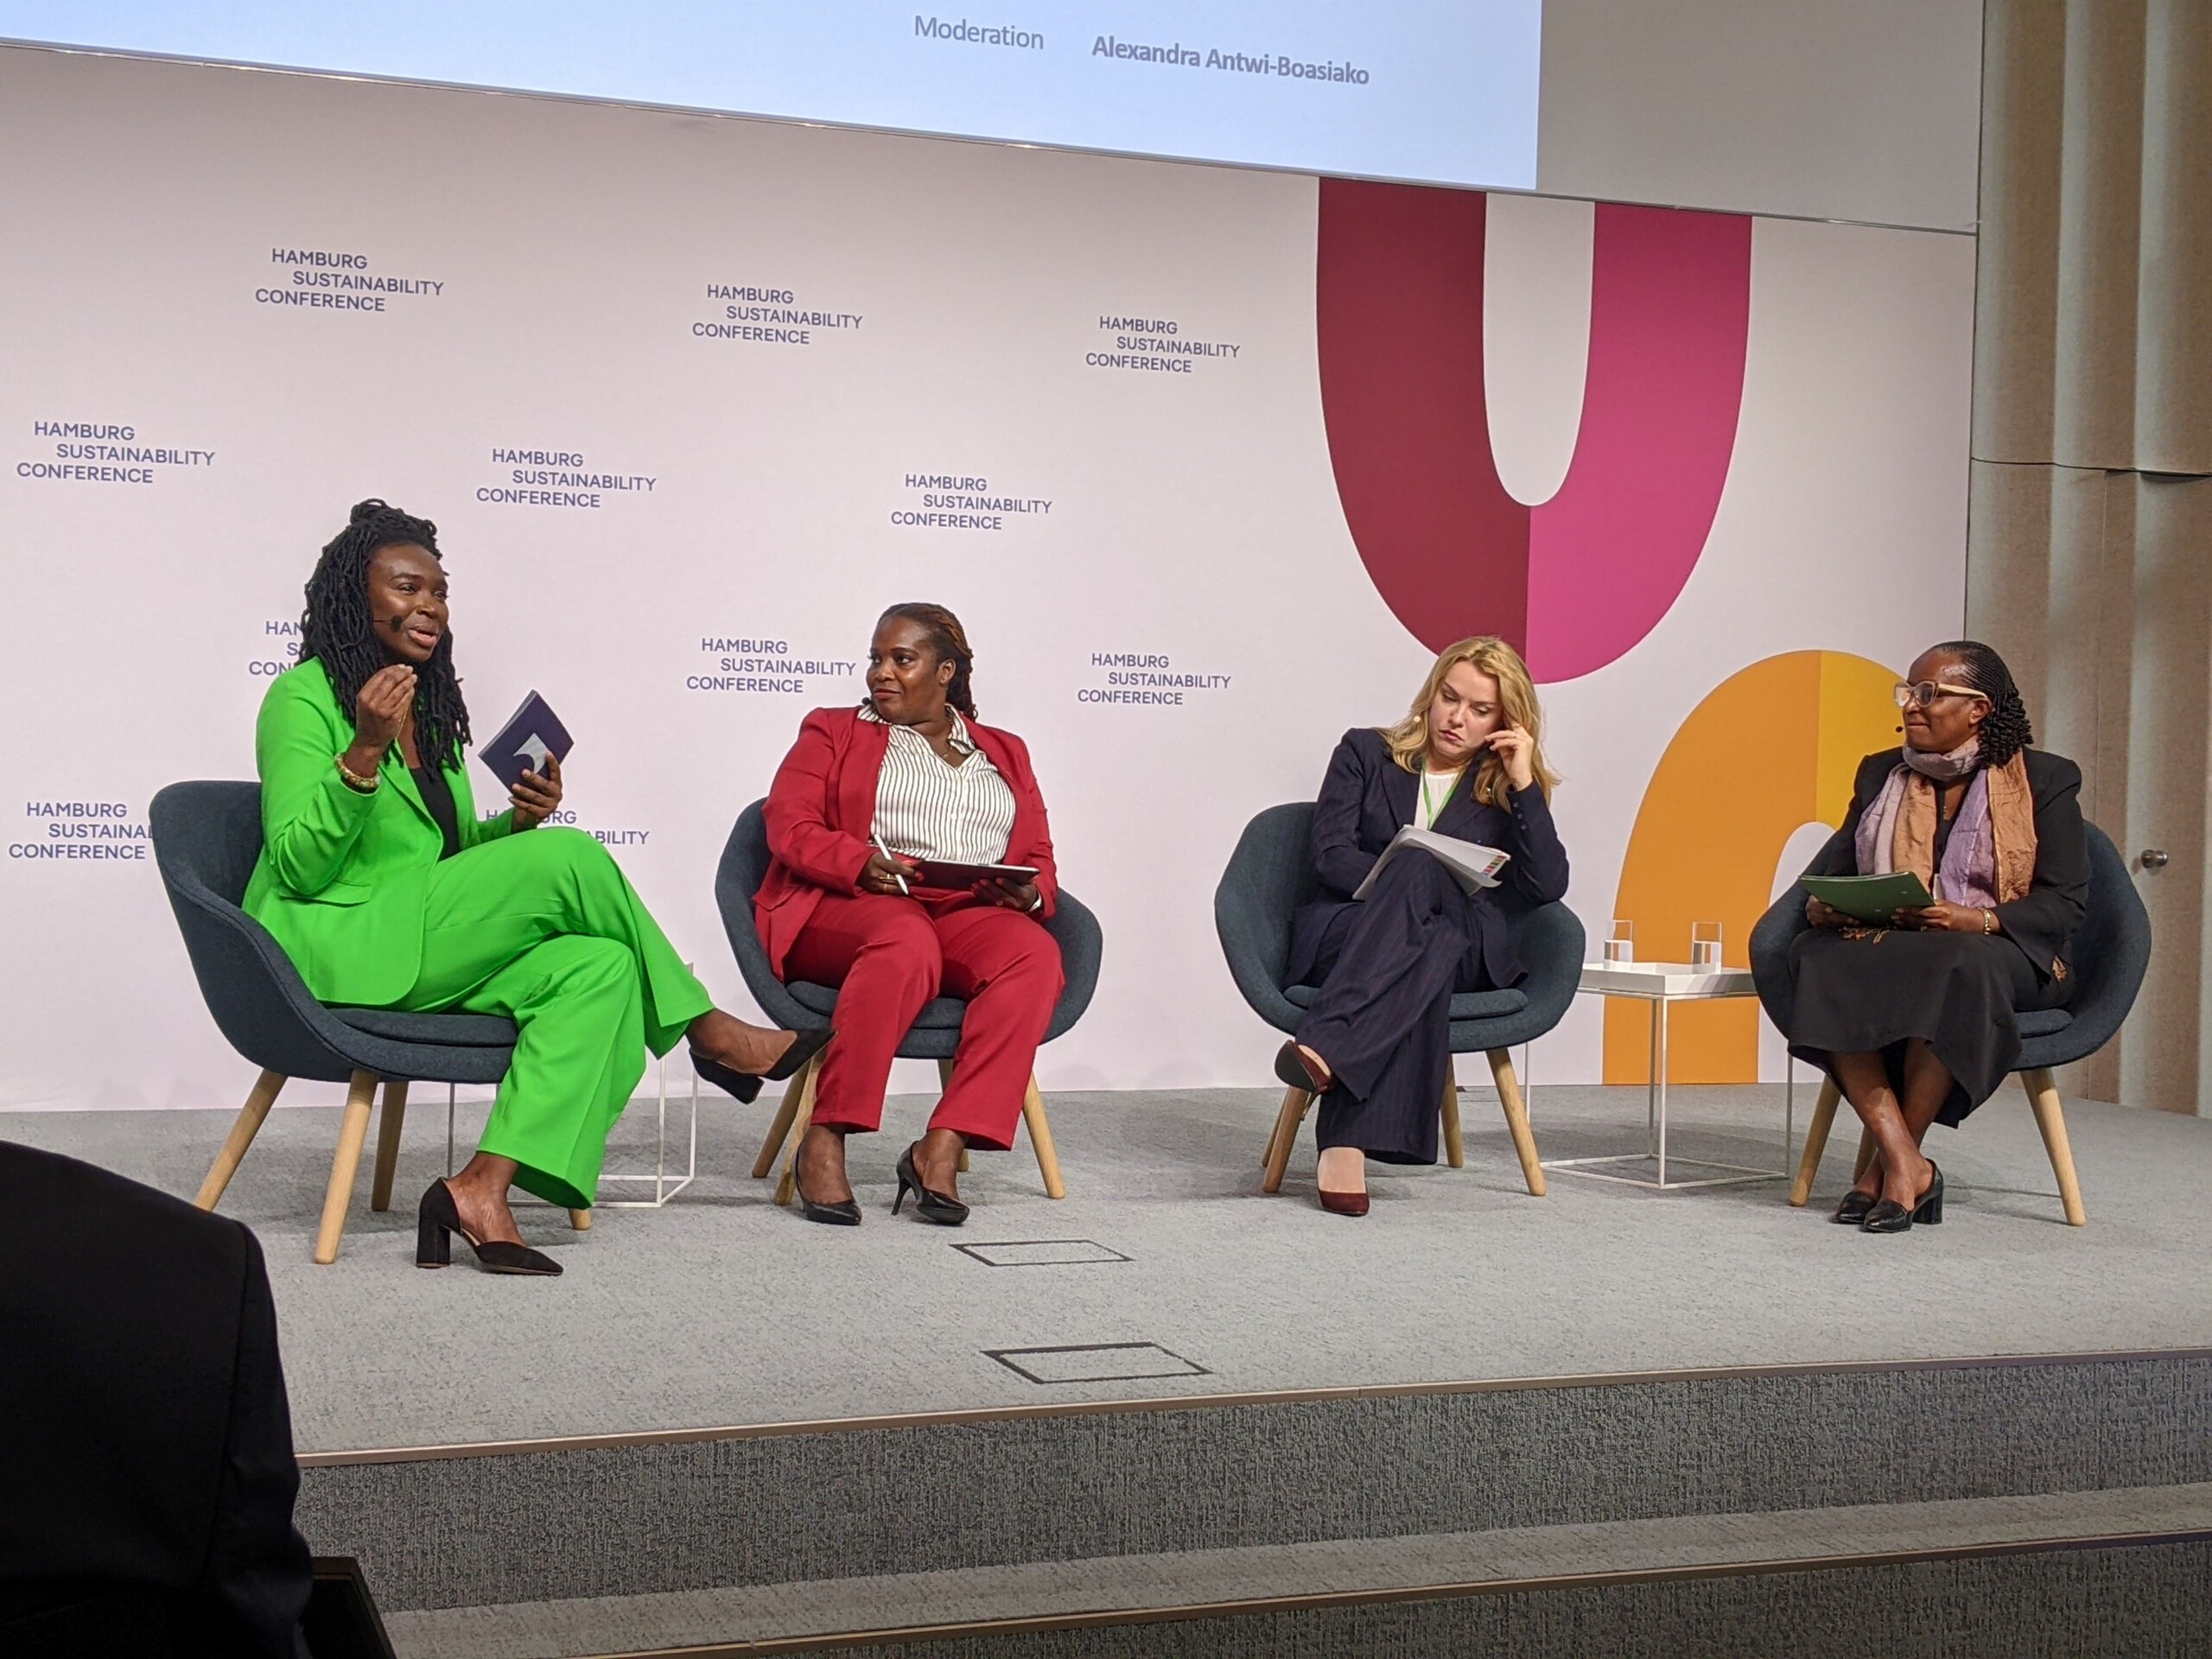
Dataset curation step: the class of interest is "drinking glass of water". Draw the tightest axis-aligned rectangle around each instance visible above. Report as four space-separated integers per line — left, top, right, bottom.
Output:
1605 918 1635 963
1691 921 1724 969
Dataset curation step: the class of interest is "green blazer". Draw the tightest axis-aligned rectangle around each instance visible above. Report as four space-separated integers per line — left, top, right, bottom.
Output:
244 659 512 1006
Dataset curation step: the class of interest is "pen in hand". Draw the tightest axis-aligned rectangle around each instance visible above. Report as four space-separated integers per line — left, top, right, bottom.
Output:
871 831 912 897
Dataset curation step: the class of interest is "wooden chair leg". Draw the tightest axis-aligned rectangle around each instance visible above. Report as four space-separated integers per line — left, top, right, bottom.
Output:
1022 1075 1065 1199
752 1051 820 1179
772 1056 823 1207
1440 1069 1465 1169
194 1070 286 1211
2023 1067 2088 1225
1789 1077 1842 1206
1487 1049 1545 1197
569 1209 592 1231
1262 1086 1313 1194
313 1071 379 1265
1853 1127 1878 1182
932 1059 971 1171
369 1080 410 1212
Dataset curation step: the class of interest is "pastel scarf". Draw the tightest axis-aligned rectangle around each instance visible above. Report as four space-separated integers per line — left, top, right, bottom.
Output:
1853 739 2037 908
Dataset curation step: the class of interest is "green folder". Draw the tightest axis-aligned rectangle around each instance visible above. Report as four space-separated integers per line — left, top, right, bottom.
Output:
1799 871 1936 922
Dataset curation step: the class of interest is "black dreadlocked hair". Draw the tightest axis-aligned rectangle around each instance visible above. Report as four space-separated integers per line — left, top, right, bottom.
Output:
301 499 471 771
878 602 978 718
1928 639 2033 768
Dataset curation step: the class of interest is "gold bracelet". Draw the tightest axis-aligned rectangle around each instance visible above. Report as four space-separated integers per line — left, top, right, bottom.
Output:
335 754 380 794
1982 909 1995 934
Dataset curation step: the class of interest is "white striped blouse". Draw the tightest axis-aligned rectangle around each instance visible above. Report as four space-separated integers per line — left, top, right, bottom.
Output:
861 703 1018 863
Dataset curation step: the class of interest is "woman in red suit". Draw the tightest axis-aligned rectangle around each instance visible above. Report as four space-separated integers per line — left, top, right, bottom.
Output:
757 603 1064 1227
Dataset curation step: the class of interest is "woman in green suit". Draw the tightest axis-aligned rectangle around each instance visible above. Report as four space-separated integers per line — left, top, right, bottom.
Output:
248 499 828 1275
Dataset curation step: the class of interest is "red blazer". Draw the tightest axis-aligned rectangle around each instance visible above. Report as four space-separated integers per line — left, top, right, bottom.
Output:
755 706 1060 975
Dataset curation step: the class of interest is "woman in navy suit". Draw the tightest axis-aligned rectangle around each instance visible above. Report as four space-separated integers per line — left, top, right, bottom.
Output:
1278 637 1570 1214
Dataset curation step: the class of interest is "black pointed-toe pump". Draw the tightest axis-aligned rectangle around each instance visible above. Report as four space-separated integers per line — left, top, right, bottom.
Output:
893 1141 969 1226
692 1026 835 1104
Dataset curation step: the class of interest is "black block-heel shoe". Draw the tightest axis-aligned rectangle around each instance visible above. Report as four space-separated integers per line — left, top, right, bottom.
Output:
1860 1162 1943 1235
416 1179 563 1275
893 1141 969 1226
1831 1190 1878 1225
692 1027 836 1104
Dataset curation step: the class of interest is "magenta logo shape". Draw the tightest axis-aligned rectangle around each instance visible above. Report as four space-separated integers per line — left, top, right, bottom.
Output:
1317 180 1751 681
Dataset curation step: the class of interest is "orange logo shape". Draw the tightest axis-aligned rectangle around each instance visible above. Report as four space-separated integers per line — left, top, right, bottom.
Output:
1605 651 1899 1084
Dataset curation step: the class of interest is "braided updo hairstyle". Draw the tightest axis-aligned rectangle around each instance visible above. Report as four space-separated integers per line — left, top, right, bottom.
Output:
1929 639 2033 767
302 499 471 771
878 602 977 718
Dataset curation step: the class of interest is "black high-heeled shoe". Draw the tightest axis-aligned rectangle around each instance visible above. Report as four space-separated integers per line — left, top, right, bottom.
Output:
691 1027 836 1104
1860 1162 1943 1234
416 1179 563 1275
893 1141 969 1226
1831 1189 1878 1225
1274 1041 1333 1095
792 1132 861 1227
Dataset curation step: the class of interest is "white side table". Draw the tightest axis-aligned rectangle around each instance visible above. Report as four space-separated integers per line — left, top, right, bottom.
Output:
1545 961 1793 1190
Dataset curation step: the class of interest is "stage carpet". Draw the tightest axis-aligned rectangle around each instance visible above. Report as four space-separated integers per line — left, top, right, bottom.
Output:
9 1082 2209 1656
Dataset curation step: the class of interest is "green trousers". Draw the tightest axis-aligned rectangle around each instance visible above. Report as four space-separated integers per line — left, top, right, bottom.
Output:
386 827 713 1209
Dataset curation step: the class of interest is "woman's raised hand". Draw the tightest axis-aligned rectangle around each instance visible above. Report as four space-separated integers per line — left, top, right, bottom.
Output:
353 664 416 752
1486 722 1536 791
511 750 563 830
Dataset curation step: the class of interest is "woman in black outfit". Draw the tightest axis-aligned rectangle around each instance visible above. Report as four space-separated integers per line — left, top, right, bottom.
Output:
1789 640 2087 1233
1276 637 1570 1215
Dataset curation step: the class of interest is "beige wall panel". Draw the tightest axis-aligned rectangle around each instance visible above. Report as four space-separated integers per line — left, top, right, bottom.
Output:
2042 466 2132 828
1973 1 2211 1112
1973 0 2066 465
2135 0 2212 473
2120 474 2212 1116
1965 459 2057 719
2053 468 2135 1102
2050 0 2145 471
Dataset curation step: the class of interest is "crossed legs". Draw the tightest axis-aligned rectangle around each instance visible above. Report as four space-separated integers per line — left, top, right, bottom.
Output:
1831 1039 1948 1211
397 828 803 1249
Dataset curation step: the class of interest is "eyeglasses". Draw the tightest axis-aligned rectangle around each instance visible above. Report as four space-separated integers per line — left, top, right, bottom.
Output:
1892 680 1987 709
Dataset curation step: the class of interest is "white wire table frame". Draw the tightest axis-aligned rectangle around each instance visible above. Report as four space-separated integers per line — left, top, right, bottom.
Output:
1542 961 1797 1191
441 1050 699 1208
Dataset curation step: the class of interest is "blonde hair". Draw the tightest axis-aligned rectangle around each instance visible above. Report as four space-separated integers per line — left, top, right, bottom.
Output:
1381 636 1559 805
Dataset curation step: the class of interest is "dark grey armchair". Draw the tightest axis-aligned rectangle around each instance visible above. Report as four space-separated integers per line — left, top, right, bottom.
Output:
1214 802 1586 1197
715 800 1103 1201
1753 821 2151 1224
149 782 592 1263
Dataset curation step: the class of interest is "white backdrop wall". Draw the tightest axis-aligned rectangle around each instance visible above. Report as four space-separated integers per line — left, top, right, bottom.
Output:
0 46 1973 1111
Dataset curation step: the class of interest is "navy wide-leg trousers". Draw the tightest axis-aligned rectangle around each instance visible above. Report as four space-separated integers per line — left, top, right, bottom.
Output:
1294 849 1490 1165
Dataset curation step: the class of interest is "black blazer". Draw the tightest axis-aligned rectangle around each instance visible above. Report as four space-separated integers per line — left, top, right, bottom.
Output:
1806 747 2089 984
1288 727 1571 988
0 1142 312 1658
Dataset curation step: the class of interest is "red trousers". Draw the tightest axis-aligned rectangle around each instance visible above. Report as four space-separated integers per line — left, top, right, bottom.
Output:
784 892 1064 1148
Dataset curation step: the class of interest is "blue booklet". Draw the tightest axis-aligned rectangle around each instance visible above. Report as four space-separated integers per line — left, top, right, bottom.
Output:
478 690 573 791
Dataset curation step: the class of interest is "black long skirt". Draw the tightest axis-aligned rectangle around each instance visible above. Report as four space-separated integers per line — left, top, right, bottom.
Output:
1785 927 2069 1126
